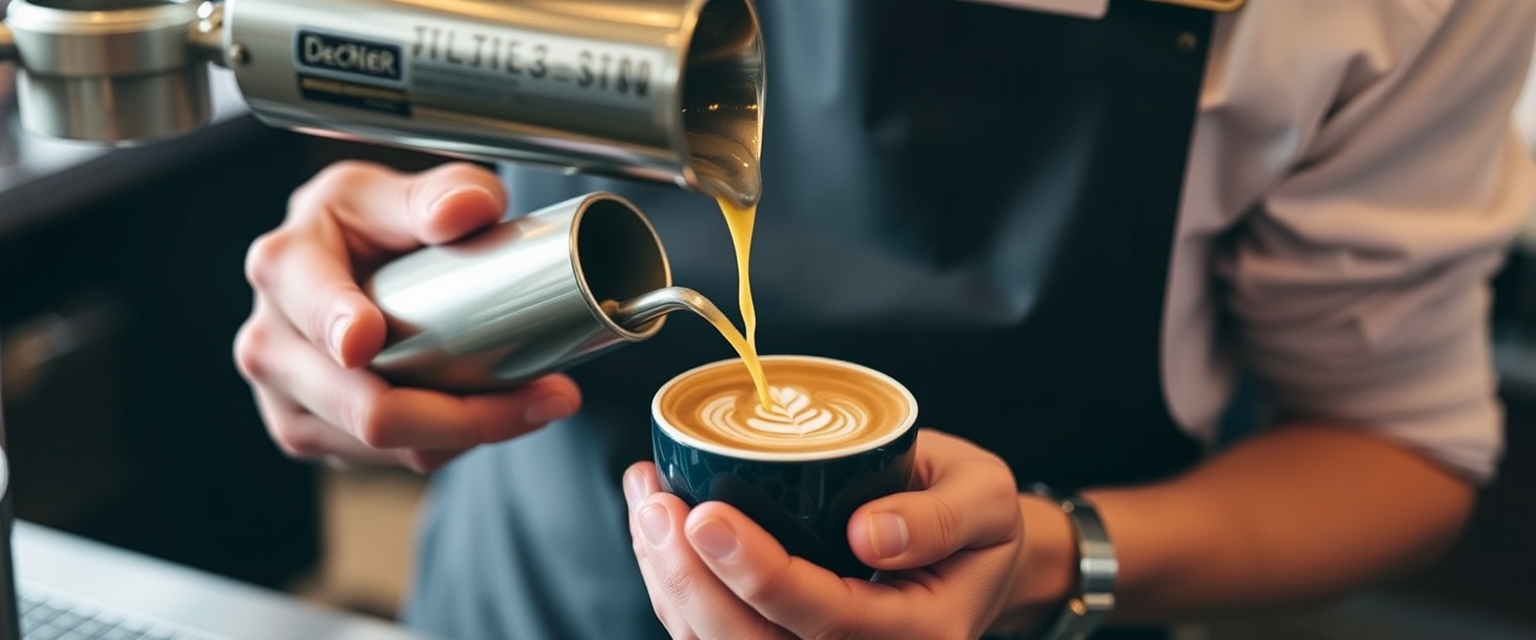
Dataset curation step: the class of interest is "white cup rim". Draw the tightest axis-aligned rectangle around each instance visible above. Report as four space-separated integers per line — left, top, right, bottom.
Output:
651 355 919 462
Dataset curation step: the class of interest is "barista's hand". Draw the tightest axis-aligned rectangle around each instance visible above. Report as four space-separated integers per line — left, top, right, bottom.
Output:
235 161 582 472
624 429 1024 640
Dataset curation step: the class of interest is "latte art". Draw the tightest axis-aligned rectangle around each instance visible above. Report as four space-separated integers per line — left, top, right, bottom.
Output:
658 356 916 456
699 386 869 447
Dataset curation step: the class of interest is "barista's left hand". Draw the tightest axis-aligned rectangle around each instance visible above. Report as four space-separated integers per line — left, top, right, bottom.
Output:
624 429 1025 639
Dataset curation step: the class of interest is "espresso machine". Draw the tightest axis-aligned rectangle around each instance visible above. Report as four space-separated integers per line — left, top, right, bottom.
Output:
0 0 765 389
0 0 763 204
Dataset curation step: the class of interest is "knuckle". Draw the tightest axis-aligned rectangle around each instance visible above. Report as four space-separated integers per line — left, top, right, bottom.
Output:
983 449 1015 480
311 160 384 191
232 321 269 381
736 560 791 604
288 162 385 218
406 162 502 217
658 564 694 609
978 454 1020 509
244 231 289 290
428 160 496 182
285 178 326 218
286 181 315 213
928 494 964 552
270 420 324 459
279 433 325 459
984 470 1017 506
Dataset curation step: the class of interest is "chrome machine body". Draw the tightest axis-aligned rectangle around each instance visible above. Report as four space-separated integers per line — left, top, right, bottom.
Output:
0 0 765 206
0 0 765 388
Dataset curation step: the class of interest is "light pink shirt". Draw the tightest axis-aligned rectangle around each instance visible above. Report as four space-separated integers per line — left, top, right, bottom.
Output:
1167 0 1536 481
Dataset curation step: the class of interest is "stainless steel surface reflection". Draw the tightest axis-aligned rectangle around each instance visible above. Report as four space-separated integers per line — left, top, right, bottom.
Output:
5 0 213 143
227 0 765 205
367 192 674 392
607 285 731 331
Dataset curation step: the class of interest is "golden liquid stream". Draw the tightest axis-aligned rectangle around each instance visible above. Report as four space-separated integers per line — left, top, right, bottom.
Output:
679 110 770 408
716 197 773 409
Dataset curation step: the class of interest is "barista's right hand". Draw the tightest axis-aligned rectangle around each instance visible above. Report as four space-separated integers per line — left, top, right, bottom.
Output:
235 161 583 473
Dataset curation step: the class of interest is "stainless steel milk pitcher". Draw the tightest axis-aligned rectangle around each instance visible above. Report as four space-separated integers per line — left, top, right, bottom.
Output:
367 192 725 392
225 0 765 205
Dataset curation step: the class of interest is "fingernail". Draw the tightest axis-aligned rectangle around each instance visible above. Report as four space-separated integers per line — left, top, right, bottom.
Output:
329 315 352 365
525 396 574 424
639 504 671 547
688 518 739 562
430 186 498 215
623 470 644 508
869 512 908 559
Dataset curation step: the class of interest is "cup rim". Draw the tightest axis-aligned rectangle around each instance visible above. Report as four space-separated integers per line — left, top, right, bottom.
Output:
651 354 918 462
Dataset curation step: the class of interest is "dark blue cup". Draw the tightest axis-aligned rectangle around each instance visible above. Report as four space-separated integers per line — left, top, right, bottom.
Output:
651 356 918 578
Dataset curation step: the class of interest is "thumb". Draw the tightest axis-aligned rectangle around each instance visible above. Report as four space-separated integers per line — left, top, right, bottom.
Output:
847 431 1021 570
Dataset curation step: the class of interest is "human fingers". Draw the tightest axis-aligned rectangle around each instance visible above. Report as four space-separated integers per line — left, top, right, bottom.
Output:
683 471 1023 640
246 161 506 368
255 386 469 473
250 386 402 466
235 305 579 450
846 429 1022 571
681 500 929 640
623 463 790 640
287 161 509 250
624 464 697 639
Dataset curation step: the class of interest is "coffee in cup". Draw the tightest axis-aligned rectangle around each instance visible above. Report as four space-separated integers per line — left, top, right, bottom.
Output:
651 355 918 577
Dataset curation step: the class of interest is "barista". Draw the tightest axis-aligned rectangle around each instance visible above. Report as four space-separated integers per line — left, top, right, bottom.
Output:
234 1 1536 638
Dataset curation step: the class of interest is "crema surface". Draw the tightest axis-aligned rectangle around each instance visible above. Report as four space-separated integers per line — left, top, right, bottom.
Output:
659 357 912 454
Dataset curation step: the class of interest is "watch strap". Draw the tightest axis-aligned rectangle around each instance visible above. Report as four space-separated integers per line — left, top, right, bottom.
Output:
1027 484 1117 640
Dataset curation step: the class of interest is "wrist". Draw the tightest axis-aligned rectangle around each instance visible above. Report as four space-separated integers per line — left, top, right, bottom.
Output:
989 492 1078 636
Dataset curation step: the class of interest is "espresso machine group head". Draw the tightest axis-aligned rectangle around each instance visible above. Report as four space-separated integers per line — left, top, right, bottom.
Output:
0 0 765 205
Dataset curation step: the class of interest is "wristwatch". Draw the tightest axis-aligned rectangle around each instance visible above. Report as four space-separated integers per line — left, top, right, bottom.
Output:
1027 483 1117 640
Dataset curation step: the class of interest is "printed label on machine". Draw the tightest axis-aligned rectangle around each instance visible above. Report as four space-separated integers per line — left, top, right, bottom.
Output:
405 19 666 124
295 29 413 116
290 21 668 128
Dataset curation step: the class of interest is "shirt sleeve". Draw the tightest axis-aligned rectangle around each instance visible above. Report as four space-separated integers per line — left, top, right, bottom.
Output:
1218 0 1536 482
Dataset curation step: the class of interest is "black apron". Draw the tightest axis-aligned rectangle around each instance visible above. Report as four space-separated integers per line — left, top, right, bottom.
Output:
405 1 1218 638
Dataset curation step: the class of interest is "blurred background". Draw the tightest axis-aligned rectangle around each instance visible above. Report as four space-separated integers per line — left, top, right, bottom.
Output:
0 67 442 618
2 24 1536 640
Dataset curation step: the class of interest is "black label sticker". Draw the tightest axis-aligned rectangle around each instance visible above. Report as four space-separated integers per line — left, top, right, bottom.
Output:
296 30 403 83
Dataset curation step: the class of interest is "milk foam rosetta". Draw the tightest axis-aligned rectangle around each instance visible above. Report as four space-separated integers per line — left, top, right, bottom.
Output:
699 385 869 448
660 357 913 454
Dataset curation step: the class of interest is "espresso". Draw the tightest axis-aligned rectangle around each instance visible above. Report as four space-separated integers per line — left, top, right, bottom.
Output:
715 197 772 408
658 356 914 454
